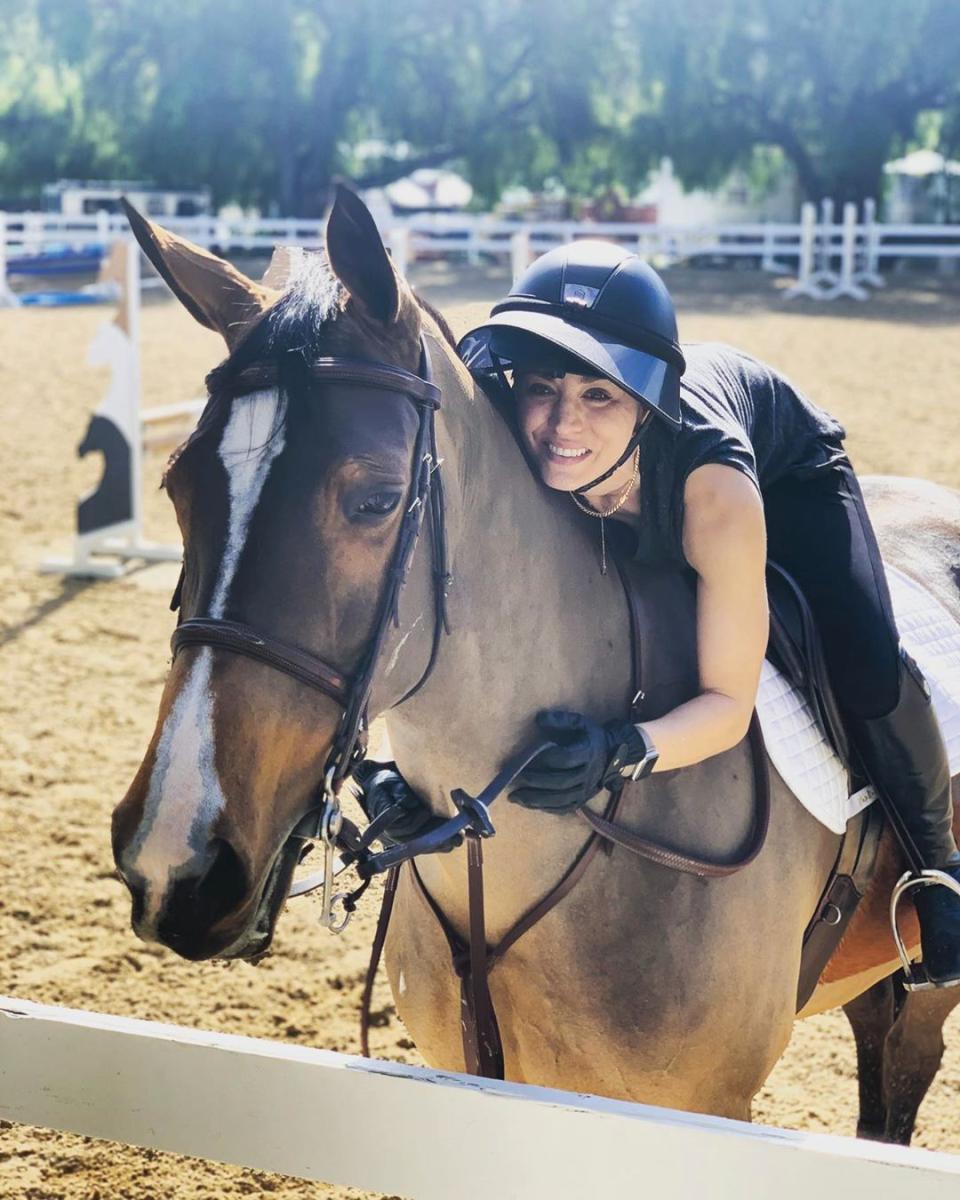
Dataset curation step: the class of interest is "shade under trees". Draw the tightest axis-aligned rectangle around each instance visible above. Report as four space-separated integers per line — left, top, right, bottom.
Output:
1 0 958 213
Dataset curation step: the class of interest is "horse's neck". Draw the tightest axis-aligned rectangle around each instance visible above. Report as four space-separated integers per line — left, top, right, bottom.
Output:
384 334 632 842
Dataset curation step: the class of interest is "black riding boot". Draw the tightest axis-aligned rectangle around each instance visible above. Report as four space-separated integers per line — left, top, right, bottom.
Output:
850 649 960 986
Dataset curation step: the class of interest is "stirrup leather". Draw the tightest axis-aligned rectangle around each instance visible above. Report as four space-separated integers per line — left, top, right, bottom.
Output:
890 869 960 991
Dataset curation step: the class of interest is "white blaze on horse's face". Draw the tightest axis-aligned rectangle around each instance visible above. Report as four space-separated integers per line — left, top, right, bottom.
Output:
126 391 285 930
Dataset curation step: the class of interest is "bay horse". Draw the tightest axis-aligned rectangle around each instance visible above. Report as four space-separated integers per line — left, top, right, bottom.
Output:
112 188 960 1140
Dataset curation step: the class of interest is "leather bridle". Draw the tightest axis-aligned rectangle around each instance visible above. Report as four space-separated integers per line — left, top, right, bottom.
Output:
169 334 458 925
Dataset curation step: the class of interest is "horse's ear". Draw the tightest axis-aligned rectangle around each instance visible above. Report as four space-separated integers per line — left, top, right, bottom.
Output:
325 182 401 324
120 198 280 349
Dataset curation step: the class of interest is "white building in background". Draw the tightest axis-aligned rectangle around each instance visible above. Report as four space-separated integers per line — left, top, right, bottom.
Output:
384 169 473 213
42 180 210 218
498 158 801 225
361 169 474 236
634 158 799 225
883 150 960 224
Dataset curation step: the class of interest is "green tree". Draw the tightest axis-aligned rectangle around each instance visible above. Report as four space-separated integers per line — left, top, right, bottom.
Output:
3 0 959 212
0 1 108 198
0 0 613 211
620 0 960 204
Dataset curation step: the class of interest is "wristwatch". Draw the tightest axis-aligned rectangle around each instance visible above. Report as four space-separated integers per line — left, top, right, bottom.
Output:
605 724 659 784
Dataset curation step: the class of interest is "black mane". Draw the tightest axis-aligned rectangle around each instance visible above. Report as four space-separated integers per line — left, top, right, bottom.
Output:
205 254 345 399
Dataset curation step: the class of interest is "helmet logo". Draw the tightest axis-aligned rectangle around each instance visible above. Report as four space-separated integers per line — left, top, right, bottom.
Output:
458 334 488 369
563 283 598 308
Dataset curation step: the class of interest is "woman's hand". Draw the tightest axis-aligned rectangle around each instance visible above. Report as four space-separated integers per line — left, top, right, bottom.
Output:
509 710 637 812
352 760 462 851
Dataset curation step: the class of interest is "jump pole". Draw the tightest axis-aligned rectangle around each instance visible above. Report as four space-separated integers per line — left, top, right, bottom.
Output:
821 202 869 300
760 223 790 274
784 202 821 299
1 996 958 1200
853 198 885 289
389 225 411 276
510 228 531 283
808 198 842 296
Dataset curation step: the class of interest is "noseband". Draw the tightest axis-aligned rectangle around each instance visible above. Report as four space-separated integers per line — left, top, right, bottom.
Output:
169 334 452 921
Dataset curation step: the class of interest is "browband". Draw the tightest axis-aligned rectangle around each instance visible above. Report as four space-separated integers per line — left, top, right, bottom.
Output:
305 357 442 408
216 356 442 410
171 618 350 704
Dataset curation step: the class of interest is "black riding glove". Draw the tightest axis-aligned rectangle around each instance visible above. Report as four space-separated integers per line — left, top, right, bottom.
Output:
352 760 462 852
508 710 639 813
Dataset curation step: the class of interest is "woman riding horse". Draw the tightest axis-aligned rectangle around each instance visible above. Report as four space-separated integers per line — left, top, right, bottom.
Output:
357 239 960 988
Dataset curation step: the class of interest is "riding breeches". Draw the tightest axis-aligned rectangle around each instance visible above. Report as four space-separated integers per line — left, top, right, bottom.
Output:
762 457 900 720
762 457 957 868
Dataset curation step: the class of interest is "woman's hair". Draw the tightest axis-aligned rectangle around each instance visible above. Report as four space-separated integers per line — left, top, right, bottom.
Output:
474 327 617 433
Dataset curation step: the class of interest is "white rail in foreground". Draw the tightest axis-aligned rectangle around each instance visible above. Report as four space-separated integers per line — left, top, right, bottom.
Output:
1 998 958 1198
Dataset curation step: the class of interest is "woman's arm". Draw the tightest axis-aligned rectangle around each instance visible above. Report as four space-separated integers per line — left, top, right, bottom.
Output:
508 463 769 813
639 463 768 771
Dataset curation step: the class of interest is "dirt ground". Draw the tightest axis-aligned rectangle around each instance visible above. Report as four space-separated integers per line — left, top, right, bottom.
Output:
1 261 959 1198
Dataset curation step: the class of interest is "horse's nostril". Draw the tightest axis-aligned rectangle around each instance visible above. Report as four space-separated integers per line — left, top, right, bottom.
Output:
195 838 250 922
155 838 252 957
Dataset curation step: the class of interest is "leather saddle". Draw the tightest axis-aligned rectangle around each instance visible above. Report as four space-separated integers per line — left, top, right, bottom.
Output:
763 561 885 1009
766 561 850 765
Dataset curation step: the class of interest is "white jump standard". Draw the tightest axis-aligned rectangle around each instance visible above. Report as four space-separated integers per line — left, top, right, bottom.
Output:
39 239 201 578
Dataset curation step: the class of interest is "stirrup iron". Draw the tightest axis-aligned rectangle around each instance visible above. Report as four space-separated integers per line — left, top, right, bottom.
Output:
890 869 960 991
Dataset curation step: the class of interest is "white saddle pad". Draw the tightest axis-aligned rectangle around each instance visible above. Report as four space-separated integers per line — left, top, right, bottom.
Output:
756 564 960 833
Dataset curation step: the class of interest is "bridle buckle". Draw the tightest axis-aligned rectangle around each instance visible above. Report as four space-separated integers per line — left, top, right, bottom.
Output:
316 766 353 932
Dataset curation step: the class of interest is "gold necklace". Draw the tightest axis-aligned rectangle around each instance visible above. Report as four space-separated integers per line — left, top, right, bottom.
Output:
569 447 640 575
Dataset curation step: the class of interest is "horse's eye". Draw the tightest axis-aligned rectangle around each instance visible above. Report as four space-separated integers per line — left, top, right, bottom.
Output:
355 491 402 517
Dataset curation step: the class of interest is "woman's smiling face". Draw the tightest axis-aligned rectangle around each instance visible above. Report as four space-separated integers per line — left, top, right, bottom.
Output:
514 365 641 494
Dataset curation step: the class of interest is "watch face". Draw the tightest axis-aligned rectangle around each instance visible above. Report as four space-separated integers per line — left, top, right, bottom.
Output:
623 727 657 779
607 727 657 786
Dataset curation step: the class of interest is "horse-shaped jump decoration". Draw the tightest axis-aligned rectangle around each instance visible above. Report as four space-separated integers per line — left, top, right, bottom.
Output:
78 242 139 540
112 187 960 1141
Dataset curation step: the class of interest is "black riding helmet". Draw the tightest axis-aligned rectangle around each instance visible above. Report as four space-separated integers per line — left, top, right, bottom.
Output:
457 239 685 429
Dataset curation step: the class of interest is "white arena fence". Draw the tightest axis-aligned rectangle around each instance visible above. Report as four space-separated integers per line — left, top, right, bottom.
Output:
1 996 958 1198
4 199 960 308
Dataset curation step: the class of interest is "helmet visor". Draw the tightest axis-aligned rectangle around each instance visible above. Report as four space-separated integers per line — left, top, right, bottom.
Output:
457 310 681 428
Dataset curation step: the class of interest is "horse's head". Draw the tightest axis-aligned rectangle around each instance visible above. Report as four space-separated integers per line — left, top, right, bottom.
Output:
112 186 447 960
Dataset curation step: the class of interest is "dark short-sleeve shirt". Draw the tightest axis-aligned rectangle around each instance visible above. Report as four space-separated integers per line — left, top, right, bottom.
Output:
621 342 848 567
